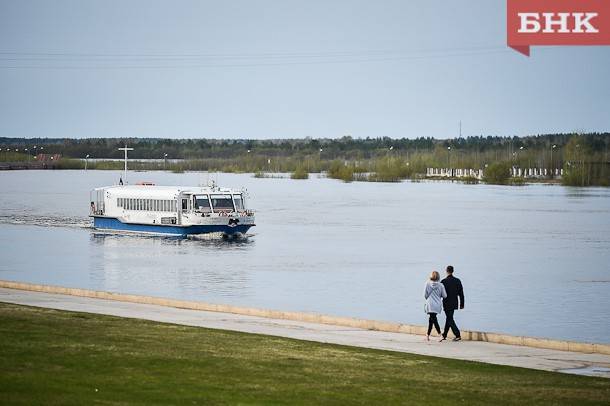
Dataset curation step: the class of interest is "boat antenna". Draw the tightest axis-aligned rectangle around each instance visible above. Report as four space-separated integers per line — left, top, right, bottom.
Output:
118 145 134 185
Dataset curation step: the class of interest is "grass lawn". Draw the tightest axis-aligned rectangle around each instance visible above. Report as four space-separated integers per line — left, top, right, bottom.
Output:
1 302 609 405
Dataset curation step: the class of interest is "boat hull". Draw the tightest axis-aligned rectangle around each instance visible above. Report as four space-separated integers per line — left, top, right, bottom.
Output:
92 216 253 237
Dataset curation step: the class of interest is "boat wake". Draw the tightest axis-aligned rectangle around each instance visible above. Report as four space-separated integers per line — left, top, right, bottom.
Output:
0 214 91 229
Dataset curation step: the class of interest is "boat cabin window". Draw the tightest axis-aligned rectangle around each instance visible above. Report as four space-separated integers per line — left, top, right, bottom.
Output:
194 195 211 213
211 195 234 211
116 197 177 212
233 194 244 211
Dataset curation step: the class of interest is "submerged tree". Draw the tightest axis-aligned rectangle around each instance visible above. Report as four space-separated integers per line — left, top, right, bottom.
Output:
483 161 511 185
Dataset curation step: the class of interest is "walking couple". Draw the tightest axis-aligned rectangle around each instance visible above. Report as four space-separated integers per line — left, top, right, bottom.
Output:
424 265 464 342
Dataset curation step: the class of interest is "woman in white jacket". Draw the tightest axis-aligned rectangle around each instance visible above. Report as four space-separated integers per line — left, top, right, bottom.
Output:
424 271 447 341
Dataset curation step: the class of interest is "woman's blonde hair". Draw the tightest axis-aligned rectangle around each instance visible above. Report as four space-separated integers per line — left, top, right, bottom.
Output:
430 271 440 281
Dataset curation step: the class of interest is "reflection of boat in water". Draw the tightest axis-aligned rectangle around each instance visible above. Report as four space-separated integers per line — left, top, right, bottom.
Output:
90 185 255 238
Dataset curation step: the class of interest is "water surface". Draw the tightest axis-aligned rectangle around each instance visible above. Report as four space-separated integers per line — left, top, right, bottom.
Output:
0 170 609 343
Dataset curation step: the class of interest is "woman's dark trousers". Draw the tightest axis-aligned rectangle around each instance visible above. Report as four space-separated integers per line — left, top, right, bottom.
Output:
427 312 441 335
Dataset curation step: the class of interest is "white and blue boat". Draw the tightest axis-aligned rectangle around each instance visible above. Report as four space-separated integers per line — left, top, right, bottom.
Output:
90 146 255 238
90 184 255 237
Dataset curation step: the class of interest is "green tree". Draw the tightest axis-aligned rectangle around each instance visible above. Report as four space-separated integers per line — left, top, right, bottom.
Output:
290 165 309 180
483 161 511 185
562 135 592 186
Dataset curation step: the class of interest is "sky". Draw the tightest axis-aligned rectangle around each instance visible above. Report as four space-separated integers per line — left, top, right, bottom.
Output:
0 0 609 140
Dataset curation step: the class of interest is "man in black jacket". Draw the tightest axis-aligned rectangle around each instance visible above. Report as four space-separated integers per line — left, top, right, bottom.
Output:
440 265 464 342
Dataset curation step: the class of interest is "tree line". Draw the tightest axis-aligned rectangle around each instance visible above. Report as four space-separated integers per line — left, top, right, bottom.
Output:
1 133 608 185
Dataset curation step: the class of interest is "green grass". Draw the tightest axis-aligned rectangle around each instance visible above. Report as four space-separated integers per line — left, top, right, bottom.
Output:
1 303 609 405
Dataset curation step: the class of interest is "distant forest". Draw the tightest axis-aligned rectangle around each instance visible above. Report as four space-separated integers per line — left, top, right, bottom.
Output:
1 133 608 161
1 133 609 186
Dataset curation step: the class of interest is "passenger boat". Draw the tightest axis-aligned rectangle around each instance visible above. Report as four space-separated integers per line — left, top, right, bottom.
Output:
90 146 255 237
90 184 255 237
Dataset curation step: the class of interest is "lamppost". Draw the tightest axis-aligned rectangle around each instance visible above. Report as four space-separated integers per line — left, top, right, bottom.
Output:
550 144 557 178
447 146 451 176
25 148 29 162
163 153 168 170
85 154 90 170
519 146 532 175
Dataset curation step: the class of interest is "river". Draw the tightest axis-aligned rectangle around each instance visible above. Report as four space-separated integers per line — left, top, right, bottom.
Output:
0 170 608 343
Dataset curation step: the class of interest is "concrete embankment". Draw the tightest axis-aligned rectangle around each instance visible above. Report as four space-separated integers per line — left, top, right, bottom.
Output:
1 279 608 356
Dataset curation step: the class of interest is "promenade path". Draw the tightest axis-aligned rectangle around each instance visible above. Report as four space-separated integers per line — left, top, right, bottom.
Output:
1 287 609 378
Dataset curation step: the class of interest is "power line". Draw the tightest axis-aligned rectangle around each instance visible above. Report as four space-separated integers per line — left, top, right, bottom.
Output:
0 45 504 59
0 46 510 69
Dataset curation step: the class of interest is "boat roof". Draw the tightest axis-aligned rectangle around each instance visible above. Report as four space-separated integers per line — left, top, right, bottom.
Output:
94 185 242 197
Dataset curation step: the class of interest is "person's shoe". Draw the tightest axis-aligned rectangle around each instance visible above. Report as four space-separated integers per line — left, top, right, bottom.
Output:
426 335 430 341
439 337 446 342
452 337 462 342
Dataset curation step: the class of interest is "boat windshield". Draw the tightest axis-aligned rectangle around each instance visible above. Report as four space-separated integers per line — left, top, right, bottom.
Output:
194 195 211 213
210 195 234 211
233 194 244 210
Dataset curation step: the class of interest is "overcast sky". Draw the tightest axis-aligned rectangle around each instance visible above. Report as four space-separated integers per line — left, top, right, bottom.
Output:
1 1 609 139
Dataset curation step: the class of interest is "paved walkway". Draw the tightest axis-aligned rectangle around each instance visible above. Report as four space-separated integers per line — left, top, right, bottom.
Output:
1 287 610 378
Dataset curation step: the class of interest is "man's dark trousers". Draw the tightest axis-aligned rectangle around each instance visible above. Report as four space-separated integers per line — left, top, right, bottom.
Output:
441 274 464 339
443 308 460 339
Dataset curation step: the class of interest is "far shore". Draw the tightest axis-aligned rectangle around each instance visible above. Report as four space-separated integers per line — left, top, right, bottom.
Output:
0 163 584 187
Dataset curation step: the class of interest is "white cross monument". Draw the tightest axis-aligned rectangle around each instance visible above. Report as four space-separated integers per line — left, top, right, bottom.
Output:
118 145 134 185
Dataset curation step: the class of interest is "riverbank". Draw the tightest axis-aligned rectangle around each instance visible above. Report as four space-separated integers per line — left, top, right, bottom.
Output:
0 164 575 187
1 300 610 404
2 132 608 185
0 161 59 170
1 283 610 376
